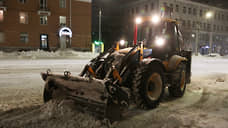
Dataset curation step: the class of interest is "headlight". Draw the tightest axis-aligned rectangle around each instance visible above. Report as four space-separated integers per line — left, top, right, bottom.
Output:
155 37 165 47
135 17 142 24
120 40 125 46
151 15 161 24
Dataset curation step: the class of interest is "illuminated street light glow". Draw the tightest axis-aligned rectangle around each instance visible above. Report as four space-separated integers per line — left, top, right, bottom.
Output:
192 34 195 38
135 17 142 24
120 40 125 46
206 12 213 19
155 37 165 47
151 15 161 24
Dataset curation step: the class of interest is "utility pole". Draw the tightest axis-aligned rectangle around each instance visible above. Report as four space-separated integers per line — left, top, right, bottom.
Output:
195 23 199 56
99 9 102 41
69 0 72 47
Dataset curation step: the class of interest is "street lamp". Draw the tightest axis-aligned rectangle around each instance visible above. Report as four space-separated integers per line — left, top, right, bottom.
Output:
205 11 214 55
206 12 213 19
151 15 161 24
195 11 214 56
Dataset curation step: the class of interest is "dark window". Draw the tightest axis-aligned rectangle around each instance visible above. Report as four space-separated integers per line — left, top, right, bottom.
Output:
0 32 4 43
170 4 173 12
131 8 134 14
144 5 148 12
136 7 139 13
20 33 29 43
188 8 192 14
200 10 202 17
176 4 179 12
192 21 196 28
59 0 66 8
151 3 154 10
193 8 197 15
40 16 48 25
40 0 47 9
183 7 186 14
19 0 26 4
187 20 191 28
182 20 186 27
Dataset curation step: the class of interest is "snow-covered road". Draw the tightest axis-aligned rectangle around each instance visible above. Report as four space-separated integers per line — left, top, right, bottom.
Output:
0 54 228 128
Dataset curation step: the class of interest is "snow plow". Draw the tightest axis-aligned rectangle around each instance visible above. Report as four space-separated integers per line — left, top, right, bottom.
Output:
41 16 192 121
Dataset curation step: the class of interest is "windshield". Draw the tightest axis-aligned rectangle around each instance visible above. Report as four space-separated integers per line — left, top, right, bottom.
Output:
138 21 171 48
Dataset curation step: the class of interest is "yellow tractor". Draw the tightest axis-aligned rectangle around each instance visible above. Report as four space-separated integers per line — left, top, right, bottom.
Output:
41 16 192 121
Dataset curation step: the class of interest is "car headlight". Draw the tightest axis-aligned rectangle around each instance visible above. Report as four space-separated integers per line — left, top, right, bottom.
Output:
155 37 165 47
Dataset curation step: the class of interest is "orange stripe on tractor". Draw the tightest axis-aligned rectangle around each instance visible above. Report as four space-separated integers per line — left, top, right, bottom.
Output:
88 66 96 77
113 69 122 84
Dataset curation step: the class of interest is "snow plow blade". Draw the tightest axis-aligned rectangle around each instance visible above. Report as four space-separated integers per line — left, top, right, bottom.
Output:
41 72 123 121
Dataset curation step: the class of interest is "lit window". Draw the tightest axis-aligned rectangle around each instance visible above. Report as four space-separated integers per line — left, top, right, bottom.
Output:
19 12 28 24
40 16 48 25
59 0 66 8
59 16 66 26
0 10 3 22
20 33 29 43
0 32 4 43
19 0 26 4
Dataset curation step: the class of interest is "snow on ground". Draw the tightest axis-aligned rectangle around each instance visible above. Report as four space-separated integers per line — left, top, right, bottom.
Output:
0 51 228 128
0 49 98 60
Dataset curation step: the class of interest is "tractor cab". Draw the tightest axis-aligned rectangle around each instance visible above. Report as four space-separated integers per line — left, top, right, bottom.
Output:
135 16 184 59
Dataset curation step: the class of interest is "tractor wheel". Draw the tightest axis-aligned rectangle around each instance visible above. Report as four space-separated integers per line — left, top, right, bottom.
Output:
168 62 187 97
132 63 165 109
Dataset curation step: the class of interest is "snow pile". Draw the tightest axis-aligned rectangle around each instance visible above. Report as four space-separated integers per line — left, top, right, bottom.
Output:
0 49 99 60
0 100 109 128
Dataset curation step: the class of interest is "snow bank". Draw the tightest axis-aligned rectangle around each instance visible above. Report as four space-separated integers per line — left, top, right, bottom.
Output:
0 100 110 128
0 49 99 60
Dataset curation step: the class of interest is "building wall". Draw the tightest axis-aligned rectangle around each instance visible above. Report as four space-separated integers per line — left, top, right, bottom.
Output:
122 0 228 52
0 0 91 51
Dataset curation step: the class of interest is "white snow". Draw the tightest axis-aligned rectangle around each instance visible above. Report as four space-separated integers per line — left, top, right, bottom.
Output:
0 51 228 128
0 49 99 60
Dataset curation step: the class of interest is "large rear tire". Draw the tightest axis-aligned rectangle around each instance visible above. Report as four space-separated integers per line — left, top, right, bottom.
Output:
132 63 165 109
168 62 187 97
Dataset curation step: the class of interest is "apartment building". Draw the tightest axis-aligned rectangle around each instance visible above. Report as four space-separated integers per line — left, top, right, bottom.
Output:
122 0 228 52
0 0 91 51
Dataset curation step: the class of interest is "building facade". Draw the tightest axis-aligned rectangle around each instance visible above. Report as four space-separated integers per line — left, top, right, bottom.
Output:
122 0 228 53
0 0 91 51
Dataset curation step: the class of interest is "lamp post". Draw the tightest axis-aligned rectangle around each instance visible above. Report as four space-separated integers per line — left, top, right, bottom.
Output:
195 11 213 56
205 11 213 55
98 9 102 41
195 23 200 56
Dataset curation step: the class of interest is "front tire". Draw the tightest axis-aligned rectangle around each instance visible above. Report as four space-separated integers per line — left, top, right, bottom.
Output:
132 63 165 109
168 62 187 97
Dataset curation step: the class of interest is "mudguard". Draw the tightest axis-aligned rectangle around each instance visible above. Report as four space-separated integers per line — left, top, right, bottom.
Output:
166 55 187 72
142 58 166 71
